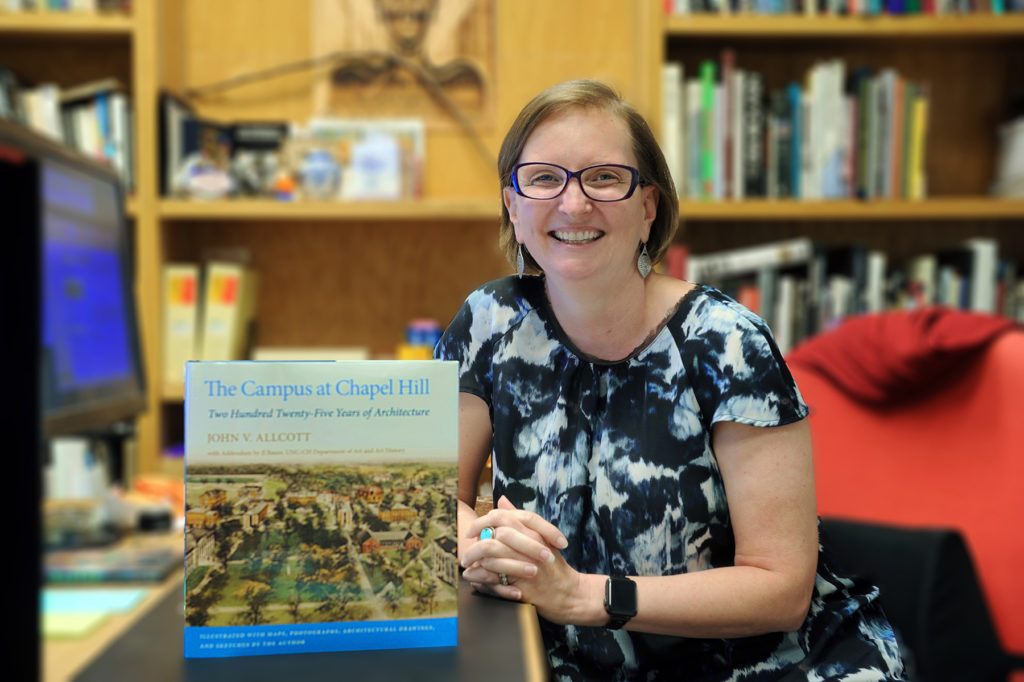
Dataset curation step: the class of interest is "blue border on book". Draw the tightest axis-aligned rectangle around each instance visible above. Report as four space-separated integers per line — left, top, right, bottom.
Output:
185 616 457 658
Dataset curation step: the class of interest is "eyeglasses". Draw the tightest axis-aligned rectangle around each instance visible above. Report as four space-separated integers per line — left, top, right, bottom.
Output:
511 163 643 202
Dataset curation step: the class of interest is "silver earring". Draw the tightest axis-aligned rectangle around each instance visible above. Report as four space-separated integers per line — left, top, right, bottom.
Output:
637 243 652 279
516 244 525 278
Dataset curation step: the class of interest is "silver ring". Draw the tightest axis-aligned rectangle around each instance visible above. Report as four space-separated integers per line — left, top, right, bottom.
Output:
499 572 509 586
480 527 496 541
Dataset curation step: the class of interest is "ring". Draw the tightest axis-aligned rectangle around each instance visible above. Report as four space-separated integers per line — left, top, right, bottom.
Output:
479 527 495 541
499 573 509 586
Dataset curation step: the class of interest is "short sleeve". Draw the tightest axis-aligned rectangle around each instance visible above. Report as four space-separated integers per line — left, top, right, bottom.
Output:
434 294 493 405
685 292 808 428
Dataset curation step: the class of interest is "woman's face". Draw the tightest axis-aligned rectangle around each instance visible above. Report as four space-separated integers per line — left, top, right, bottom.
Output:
503 107 658 286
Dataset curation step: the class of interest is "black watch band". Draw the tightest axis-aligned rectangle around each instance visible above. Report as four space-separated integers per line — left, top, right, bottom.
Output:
603 574 637 630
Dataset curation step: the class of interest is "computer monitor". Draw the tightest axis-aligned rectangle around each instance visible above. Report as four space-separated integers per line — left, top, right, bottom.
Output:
0 118 147 439
2 119 146 679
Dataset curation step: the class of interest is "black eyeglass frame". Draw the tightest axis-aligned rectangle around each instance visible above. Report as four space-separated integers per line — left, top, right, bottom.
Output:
511 162 644 202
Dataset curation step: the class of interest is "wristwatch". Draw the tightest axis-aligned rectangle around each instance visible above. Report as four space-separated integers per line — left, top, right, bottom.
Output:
603 574 637 630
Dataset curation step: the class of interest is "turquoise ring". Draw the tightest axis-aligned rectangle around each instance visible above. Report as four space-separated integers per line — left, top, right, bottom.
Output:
480 527 496 540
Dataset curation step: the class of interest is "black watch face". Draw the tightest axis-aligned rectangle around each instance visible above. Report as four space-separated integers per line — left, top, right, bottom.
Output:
607 576 637 616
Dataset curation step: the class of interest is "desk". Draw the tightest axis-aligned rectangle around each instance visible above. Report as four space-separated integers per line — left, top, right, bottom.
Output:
45 575 547 682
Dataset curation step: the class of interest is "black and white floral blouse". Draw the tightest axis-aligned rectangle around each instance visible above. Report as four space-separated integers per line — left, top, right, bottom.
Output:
437 275 904 681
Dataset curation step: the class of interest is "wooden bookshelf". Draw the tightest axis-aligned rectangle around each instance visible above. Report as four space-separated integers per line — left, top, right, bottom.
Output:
0 9 133 36
664 14 1024 38
659 8 1024 262
158 197 500 221
679 198 1024 222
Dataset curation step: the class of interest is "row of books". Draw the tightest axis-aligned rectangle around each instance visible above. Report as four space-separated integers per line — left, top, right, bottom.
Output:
0 71 134 187
661 53 929 201
1 0 128 12
663 0 1024 15
663 237 1022 353
162 260 259 388
160 92 425 202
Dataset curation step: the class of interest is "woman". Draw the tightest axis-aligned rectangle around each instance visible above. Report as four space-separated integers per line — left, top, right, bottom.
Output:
435 79 904 681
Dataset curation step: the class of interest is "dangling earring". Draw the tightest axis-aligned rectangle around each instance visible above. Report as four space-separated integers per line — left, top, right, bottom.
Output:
637 242 652 279
516 244 525 278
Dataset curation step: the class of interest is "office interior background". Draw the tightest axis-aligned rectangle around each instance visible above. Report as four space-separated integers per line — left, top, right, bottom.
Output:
3 1 1024 680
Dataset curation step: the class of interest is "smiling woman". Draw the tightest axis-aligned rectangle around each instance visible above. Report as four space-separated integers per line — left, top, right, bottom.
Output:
434 79 906 682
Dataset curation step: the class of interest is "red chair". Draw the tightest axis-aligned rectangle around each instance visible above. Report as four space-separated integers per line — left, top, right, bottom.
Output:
787 311 1024 681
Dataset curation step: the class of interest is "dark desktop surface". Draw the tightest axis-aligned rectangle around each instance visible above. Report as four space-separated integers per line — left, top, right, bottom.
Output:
75 578 541 682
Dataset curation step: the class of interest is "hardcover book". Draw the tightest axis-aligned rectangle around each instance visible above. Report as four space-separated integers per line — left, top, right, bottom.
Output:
184 360 459 658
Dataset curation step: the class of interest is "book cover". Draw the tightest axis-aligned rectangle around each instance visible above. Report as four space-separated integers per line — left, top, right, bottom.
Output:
184 360 459 658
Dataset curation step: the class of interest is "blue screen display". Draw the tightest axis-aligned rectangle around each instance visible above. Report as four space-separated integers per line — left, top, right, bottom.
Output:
39 157 143 426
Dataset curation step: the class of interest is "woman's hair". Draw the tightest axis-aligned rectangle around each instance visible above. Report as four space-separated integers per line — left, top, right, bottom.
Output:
497 79 679 275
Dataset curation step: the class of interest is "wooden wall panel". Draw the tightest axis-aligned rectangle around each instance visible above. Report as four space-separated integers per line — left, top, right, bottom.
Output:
163 1 655 200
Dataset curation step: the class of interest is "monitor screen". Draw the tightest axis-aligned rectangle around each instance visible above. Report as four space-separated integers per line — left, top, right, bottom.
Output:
0 120 147 438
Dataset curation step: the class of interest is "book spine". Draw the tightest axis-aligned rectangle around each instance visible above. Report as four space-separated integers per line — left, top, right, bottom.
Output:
743 71 765 198
700 60 717 200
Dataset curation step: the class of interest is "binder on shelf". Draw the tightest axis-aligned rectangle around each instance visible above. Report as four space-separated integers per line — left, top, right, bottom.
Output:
197 261 259 362
162 263 200 388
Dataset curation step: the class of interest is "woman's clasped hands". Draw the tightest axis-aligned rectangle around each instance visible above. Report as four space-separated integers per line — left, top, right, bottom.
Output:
462 496 587 624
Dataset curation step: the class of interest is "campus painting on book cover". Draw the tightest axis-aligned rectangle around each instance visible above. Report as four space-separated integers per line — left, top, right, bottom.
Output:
183 360 458 658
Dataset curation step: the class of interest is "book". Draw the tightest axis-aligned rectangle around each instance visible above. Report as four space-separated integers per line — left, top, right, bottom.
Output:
661 61 685 197
687 237 814 284
964 237 998 313
741 70 765 198
198 261 259 362
699 60 717 199
183 360 458 658
162 263 200 388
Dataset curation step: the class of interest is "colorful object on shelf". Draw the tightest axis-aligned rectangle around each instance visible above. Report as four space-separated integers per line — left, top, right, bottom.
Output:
299 147 341 200
396 318 443 360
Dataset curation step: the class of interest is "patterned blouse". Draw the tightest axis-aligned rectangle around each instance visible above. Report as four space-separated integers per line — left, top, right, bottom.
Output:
437 275 904 681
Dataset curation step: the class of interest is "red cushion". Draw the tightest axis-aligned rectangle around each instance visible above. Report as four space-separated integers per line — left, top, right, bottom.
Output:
791 331 1024 658
787 306 1017 405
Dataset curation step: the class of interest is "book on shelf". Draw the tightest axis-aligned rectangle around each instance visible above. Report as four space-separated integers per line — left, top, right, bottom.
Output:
661 61 685 197
663 0 1021 13
198 260 259 363
659 53 932 202
684 237 1021 352
687 237 815 284
59 77 132 188
184 359 459 658
0 73 134 186
162 263 200 388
